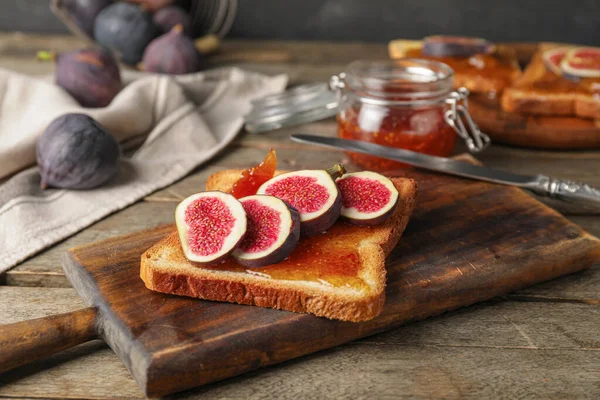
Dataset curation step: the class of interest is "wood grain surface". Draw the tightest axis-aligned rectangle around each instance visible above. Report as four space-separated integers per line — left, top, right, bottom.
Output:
0 307 97 373
2 286 600 399
57 162 600 397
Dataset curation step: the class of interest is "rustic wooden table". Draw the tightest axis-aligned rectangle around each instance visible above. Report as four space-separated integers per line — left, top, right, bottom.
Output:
1 33 599 400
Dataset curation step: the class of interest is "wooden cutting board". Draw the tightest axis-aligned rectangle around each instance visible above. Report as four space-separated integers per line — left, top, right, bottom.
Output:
3 161 600 397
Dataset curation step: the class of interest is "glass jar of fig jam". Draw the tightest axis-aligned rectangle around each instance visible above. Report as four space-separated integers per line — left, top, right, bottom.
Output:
330 59 488 171
243 59 489 171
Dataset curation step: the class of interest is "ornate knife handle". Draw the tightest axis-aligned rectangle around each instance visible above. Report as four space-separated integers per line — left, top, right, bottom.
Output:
528 175 600 209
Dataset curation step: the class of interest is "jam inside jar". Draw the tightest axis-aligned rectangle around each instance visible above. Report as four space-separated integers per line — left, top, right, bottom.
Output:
334 59 458 171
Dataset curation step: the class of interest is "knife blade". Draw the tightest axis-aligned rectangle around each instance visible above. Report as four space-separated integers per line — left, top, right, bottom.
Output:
291 134 600 209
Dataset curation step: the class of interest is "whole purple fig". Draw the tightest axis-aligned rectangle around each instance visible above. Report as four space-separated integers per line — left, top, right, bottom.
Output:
142 25 202 75
94 2 158 65
46 48 122 108
37 113 120 190
153 6 192 35
64 0 112 37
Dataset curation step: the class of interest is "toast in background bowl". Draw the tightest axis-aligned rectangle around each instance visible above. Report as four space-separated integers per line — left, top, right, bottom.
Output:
141 170 418 322
501 43 600 119
388 39 522 95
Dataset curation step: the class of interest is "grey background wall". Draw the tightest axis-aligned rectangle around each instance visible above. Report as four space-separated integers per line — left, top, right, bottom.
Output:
1 0 599 44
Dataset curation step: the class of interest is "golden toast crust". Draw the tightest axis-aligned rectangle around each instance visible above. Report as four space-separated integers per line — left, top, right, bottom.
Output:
140 170 417 322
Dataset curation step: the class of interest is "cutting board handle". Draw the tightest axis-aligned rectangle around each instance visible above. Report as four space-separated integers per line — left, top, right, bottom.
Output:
0 307 98 374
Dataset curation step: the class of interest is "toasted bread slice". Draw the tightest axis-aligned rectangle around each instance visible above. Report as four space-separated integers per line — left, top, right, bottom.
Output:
501 43 600 119
141 170 417 322
388 39 522 95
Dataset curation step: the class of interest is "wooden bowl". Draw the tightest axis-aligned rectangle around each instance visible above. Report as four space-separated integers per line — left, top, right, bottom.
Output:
470 94 600 149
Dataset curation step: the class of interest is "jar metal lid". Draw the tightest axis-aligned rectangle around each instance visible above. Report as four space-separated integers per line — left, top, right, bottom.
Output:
244 83 338 133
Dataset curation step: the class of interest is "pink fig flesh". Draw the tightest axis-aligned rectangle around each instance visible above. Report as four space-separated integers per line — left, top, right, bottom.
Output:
543 47 571 76
561 47 600 79
175 191 247 265
232 195 300 268
336 171 399 226
422 35 494 57
257 166 344 237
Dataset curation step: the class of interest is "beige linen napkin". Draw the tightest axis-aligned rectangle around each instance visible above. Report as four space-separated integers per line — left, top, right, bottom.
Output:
0 67 287 273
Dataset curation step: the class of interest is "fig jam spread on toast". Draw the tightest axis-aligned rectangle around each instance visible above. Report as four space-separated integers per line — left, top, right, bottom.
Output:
141 159 418 321
197 223 366 289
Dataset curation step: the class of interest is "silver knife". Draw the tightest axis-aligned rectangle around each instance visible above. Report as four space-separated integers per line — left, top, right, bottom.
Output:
291 134 600 209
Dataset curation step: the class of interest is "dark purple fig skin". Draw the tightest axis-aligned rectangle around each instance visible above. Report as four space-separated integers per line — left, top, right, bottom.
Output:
301 189 341 237
142 25 202 74
233 200 301 268
94 2 158 65
153 6 192 35
56 48 122 108
37 113 120 190
422 35 495 57
64 0 112 37
341 196 399 227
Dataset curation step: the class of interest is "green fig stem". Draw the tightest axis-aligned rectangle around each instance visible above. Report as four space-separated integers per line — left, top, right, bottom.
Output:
194 34 220 55
327 164 346 180
172 24 184 34
36 50 56 63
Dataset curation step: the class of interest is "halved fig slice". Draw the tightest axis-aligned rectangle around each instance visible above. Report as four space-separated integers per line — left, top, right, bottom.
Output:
232 195 300 268
561 47 600 79
257 164 345 236
422 35 495 57
175 191 247 265
542 47 572 76
336 171 399 226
